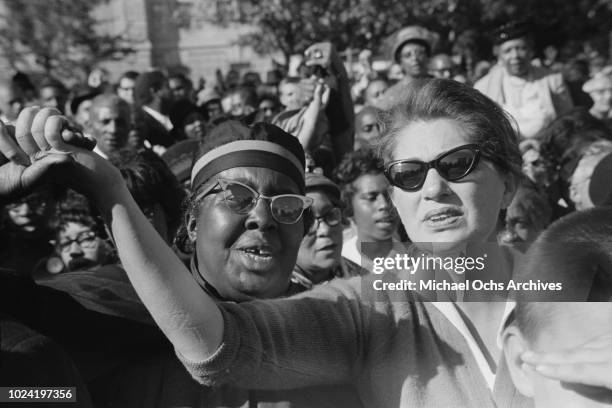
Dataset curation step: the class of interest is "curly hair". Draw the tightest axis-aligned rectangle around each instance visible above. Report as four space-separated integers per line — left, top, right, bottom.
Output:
109 149 186 238
332 147 384 217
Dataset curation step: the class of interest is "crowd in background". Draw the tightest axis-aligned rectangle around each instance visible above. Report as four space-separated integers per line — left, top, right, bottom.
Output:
1 19 612 408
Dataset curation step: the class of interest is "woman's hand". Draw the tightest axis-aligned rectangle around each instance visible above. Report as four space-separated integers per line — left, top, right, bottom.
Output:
521 333 612 389
0 107 123 206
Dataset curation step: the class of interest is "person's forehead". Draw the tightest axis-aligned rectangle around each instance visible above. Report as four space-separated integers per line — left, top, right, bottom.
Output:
432 57 453 68
400 42 427 54
59 222 93 238
120 77 135 87
214 166 301 194
393 118 472 161
353 172 388 193
40 86 62 97
499 37 530 50
307 190 334 210
96 103 129 119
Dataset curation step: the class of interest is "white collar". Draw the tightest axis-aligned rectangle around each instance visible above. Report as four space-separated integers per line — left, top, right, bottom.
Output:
142 105 173 130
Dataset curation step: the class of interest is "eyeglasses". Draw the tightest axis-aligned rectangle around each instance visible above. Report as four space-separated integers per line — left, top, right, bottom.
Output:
198 178 313 224
309 207 342 233
57 231 98 252
384 144 481 191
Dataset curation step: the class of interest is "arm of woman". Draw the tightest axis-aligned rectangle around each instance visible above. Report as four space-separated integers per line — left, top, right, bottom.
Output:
0 108 223 363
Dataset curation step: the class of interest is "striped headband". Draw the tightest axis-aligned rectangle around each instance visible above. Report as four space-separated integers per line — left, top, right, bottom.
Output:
190 140 306 193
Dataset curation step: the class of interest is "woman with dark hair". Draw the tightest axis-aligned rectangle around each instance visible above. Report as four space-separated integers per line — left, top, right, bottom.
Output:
1 79 573 407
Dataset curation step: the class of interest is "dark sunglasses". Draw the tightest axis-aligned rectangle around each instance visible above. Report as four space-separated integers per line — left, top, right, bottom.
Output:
197 178 313 224
384 144 481 191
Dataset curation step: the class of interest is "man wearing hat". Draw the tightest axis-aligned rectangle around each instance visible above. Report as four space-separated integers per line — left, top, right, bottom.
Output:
379 25 436 109
475 21 573 139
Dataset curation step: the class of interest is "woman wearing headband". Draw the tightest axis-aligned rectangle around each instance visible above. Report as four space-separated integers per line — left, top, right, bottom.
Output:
2 79 536 407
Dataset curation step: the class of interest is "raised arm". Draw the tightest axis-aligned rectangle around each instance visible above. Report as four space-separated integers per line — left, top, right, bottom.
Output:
0 107 222 362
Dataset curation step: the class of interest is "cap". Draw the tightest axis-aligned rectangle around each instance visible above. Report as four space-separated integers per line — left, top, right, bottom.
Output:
391 26 436 63
582 72 612 94
589 152 612 206
492 21 533 46
305 172 340 201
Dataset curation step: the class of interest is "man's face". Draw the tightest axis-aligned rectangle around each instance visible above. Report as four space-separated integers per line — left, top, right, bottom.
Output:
355 112 381 145
398 42 429 79
40 86 66 114
499 37 533 77
279 83 303 111
90 103 130 156
169 77 189 101
429 55 454 79
364 80 388 109
522 303 612 407
57 222 104 271
117 77 136 104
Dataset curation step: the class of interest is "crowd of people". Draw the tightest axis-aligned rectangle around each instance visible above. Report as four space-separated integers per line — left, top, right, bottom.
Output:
0 18 611 408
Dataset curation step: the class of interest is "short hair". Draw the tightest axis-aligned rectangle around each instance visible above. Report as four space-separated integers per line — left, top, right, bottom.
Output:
514 208 612 341
49 190 103 238
109 149 185 236
279 77 301 87
221 86 258 115
376 78 522 180
89 93 130 120
134 70 167 106
333 148 384 217
39 77 66 93
119 70 139 82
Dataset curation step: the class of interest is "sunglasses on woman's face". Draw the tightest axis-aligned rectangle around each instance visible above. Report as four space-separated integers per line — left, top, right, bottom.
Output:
384 144 481 192
198 178 313 224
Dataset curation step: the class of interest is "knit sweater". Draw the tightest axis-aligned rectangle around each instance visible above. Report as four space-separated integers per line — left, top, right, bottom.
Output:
177 274 532 408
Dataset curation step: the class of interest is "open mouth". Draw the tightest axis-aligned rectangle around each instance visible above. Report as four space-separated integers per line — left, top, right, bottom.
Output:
239 247 273 258
424 207 464 227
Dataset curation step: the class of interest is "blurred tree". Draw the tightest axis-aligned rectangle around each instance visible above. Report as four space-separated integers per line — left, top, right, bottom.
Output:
187 0 612 67
0 0 133 82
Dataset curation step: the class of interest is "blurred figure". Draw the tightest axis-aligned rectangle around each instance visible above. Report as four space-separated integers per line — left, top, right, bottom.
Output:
50 208 115 273
569 140 612 211
70 91 99 131
168 73 193 102
109 149 186 243
498 181 553 251
88 94 131 159
133 70 175 148
562 59 592 109
334 148 400 267
197 87 223 119
428 53 454 79
0 188 57 276
221 86 257 119
38 77 68 114
169 99 207 141
294 172 365 289
582 70 612 124
117 71 139 105
354 106 382 149
278 77 304 111
381 26 436 109
363 78 388 110
475 21 574 139
257 94 281 122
